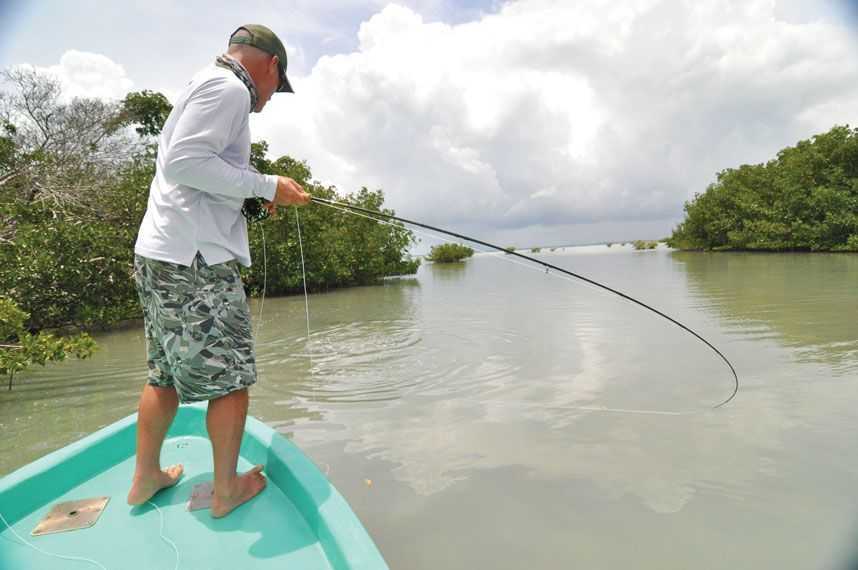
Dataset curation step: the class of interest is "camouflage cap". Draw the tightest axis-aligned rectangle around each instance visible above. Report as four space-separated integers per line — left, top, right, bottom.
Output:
229 24 294 93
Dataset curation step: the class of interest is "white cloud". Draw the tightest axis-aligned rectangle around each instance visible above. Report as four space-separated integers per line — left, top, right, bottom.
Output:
253 0 858 244
33 49 134 101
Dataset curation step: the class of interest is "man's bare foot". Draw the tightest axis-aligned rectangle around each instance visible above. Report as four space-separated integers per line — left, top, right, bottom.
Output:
127 464 184 505
211 465 267 518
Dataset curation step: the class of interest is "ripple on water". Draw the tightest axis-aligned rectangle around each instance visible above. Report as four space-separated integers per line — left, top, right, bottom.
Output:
255 317 525 405
256 319 424 403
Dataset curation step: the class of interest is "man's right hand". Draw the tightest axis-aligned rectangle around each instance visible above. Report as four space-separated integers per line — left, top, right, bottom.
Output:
273 176 311 207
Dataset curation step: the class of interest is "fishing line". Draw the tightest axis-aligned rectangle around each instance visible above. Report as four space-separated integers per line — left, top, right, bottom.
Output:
0 509 108 569
298 200 696 417
310 196 739 410
484 401 689 417
254 209 317 413
294 208 316 407
314 198 592 292
311 200 699 416
257 222 267 335
0 500 179 570
292 208 331 473
255 211 310 343
295 208 312 342
147 500 180 570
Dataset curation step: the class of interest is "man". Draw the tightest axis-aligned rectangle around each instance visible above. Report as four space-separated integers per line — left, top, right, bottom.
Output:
127 24 310 518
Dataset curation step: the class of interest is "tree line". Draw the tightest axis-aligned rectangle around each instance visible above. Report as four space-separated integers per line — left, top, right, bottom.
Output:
668 125 858 252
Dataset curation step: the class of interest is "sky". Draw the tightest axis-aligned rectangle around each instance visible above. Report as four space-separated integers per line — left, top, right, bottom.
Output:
2 0 858 247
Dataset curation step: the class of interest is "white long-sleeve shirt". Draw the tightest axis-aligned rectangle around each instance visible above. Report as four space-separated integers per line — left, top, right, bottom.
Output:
134 64 277 268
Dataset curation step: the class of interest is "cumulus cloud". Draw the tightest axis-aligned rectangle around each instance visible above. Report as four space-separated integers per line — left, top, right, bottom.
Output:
32 49 133 101
253 0 858 243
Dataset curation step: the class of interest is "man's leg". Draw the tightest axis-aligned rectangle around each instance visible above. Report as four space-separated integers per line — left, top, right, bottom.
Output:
127 384 184 505
207 388 267 518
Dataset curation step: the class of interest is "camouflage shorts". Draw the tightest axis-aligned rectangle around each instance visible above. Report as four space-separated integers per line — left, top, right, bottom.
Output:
133 253 257 403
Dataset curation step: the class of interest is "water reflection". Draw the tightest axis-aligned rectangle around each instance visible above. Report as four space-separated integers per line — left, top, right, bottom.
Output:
274 253 772 508
251 280 424 412
673 252 858 372
426 261 469 282
4 249 858 569
0 326 149 472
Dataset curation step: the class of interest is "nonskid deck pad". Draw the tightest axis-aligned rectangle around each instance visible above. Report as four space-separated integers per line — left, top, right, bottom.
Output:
187 481 214 511
31 497 110 536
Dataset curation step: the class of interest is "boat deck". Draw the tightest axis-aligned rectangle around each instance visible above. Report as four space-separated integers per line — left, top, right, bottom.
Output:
0 405 387 569
2 435 332 569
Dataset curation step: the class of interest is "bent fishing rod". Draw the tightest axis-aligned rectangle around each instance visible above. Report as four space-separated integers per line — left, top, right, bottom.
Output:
309 195 739 409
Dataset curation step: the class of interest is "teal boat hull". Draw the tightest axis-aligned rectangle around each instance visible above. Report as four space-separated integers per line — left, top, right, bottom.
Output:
0 404 388 569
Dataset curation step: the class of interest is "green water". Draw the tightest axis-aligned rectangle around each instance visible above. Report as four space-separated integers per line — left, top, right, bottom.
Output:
2 246 857 569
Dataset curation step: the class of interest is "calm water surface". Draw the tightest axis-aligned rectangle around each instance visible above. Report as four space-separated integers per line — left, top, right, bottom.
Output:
2 246 857 569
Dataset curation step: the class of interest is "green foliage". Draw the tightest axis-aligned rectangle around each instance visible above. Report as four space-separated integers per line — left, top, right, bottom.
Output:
250 141 274 174
270 150 313 184
504 246 516 254
531 247 542 253
7 157 153 330
0 71 420 337
844 234 858 251
0 200 141 330
0 296 26 340
633 240 659 250
426 243 474 263
0 121 16 177
116 90 173 138
242 146 317 223
243 184 419 295
239 149 419 295
669 125 858 251
0 297 96 390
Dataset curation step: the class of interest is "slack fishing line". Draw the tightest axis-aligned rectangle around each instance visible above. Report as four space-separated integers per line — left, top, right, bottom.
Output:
0 500 179 570
309 196 739 410
255 210 317 403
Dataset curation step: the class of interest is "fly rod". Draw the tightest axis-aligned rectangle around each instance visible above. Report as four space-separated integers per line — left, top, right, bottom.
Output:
310 196 739 409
